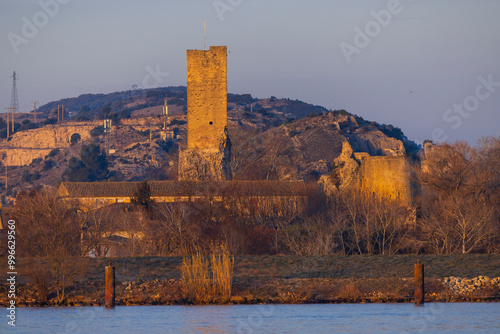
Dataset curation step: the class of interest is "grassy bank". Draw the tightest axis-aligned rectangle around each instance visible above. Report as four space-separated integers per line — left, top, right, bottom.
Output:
1 255 500 306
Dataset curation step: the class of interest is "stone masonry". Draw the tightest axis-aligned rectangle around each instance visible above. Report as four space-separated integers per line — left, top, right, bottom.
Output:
179 46 231 180
186 46 227 150
319 141 414 206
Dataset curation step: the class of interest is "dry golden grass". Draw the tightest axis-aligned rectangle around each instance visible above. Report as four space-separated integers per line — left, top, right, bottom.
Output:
181 244 234 303
181 252 211 303
211 244 234 302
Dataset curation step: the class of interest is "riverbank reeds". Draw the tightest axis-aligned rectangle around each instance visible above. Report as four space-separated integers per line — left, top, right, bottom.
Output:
181 244 234 303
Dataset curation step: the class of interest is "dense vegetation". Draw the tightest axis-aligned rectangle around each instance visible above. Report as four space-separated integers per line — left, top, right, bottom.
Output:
62 144 112 182
4 137 498 259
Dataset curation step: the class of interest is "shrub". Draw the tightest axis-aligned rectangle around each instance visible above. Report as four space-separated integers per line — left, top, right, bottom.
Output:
48 148 60 157
79 105 90 113
332 109 348 116
227 93 254 105
90 126 103 137
43 159 56 171
21 170 40 183
43 117 57 125
31 158 43 165
131 181 153 209
76 115 90 121
62 144 109 182
170 119 187 126
20 121 37 131
271 119 283 127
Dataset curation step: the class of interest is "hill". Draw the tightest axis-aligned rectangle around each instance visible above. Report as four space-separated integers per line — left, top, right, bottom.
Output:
0 87 419 204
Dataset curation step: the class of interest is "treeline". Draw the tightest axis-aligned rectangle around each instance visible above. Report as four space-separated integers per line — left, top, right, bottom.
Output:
2 137 499 258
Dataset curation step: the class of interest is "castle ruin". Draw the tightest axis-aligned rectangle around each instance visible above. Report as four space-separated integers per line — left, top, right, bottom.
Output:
178 46 231 181
321 141 415 207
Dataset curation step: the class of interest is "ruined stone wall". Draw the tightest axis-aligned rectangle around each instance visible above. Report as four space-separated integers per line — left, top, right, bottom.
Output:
326 141 414 206
358 156 413 206
186 46 227 150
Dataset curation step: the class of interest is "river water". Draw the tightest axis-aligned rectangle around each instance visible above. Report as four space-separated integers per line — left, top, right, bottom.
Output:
2 303 499 333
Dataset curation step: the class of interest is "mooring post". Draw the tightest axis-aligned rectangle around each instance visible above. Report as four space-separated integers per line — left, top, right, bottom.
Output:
414 260 424 305
105 263 115 308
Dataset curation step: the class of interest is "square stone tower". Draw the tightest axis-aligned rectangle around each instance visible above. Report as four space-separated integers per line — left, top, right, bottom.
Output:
178 46 231 181
186 46 227 150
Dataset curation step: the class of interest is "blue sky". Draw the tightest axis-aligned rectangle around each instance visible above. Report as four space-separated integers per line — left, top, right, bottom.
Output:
1 0 499 144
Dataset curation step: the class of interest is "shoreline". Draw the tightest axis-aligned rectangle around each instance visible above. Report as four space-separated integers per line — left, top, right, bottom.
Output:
2 255 500 307
2 276 499 307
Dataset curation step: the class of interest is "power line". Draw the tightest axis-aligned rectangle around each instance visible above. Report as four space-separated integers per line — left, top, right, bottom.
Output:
4 108 9 139
32 101 38 123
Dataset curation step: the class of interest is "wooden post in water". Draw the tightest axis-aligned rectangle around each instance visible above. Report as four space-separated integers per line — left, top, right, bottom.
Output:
414 260 424 305
105 263 115 308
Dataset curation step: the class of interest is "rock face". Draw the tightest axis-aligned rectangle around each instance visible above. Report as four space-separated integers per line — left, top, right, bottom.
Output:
178 128 231 181
348 130 406 156
6 123 97 149
0 149 54 167
0 122 98 166
110 141 170 180
334 141 361 190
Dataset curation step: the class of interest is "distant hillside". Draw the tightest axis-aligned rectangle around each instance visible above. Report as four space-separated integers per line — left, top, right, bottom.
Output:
0 86 419 204
30 86 187 122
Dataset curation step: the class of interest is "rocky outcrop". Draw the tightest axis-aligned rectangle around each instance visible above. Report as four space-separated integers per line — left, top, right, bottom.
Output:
441 276 500 295
109 141 170 179
178 128 231 181
5 124 97 149
318 174 338 197
333 141 361 190
178 149 227 181
0 148 53 167
0 123 99 166
348 130 406 156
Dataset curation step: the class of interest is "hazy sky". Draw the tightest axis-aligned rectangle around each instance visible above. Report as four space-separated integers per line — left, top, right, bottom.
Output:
1 0 499 144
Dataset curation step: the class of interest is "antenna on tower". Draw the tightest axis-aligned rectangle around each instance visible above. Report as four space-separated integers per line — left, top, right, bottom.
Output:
104 119 112 155
204 21 206 50
163 97 168 131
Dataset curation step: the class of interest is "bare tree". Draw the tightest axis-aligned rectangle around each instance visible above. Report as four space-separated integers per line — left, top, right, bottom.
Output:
13 189 90 303
418 140 499 254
